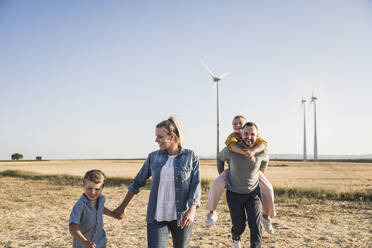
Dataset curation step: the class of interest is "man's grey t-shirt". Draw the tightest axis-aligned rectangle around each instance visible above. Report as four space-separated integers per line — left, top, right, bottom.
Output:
217 147 268 194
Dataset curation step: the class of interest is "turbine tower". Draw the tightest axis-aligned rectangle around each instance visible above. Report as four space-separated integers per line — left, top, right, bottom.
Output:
200 60 230 157
301 97 307 161
311 93 318 160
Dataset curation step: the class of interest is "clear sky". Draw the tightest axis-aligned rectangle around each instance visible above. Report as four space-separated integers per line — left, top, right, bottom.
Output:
1 0 371 159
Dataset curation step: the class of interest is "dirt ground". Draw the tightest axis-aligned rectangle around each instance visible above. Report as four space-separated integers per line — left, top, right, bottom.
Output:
0 177 371 248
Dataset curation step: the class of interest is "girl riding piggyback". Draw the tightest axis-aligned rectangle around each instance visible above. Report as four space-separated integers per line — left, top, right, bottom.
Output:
205 115 276 234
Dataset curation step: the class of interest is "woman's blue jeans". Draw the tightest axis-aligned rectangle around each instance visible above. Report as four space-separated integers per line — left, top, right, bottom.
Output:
147 220 193 248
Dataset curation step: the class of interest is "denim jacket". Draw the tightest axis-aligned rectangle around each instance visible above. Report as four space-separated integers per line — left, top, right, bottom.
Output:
128 148 201 227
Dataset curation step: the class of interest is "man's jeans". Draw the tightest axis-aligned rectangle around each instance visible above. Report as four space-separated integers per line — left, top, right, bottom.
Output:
147 220 193 248
226 186 262 248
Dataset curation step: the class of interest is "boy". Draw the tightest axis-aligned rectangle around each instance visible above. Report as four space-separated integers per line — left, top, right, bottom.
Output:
69 169 115 248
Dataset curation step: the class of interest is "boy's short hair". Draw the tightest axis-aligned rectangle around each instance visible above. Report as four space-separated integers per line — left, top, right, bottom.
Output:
83 169 106 185
233 115 246 122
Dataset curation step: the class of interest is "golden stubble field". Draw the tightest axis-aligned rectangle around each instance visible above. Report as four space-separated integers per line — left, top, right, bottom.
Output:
1 159 371 247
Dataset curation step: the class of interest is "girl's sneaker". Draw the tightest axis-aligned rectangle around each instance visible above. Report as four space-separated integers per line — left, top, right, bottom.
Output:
262 216 274 234
205 211 218 227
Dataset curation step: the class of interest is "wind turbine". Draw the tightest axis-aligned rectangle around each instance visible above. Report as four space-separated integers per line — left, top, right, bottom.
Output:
200 60 230 157
301 97 307 161
311 92 318 160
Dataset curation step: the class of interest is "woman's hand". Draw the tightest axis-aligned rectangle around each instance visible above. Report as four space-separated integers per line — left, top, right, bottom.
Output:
113 190 135 219
112 206 126 219
181 205 196 228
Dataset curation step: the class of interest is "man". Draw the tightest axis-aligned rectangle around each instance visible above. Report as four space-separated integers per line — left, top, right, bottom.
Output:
217 122 268 248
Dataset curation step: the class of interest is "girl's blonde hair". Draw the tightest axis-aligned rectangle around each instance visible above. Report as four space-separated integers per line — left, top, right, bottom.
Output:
156 116 183 148
233 115 246 122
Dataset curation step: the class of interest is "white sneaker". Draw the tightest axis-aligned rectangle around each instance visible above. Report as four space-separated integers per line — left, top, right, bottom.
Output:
205 211 218 227
262 216 274 234
232 239 241 248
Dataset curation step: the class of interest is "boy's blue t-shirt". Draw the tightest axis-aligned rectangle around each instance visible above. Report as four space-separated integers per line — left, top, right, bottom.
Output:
69 194 107 248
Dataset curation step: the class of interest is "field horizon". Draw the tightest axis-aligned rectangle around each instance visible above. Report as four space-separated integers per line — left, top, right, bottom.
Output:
1 159 371 194
2 155 372 162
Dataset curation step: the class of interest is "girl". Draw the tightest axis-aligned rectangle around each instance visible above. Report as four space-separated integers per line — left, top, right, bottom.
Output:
205 115 276 234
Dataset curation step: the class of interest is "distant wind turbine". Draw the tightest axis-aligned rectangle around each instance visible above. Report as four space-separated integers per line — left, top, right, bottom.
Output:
200 60 230 157
301 97 307 161
311 92 318 160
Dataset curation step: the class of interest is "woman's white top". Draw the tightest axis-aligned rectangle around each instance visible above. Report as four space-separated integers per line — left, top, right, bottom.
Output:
155 155 177 222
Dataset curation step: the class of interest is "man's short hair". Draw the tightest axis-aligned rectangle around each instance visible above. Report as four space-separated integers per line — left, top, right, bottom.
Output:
242 122 258 130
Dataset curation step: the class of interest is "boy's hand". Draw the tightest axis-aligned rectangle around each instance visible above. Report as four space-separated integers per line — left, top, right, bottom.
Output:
82 240 96 248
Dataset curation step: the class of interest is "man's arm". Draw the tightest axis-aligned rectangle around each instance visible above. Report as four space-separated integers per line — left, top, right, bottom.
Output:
217 163 225 174
258 149 269 172
217 148 229 174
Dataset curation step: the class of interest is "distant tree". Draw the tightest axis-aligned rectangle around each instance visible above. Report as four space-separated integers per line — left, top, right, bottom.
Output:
11 153 23 160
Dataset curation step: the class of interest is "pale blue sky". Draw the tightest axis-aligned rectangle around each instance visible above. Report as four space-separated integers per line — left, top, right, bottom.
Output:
1 0 371 159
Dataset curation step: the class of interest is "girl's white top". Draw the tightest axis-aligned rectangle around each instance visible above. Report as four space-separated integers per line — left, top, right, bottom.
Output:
155 155 177 221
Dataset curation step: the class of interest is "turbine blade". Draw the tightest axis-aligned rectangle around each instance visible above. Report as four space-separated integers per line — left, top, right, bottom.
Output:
200 60 217 78
218 72 230 79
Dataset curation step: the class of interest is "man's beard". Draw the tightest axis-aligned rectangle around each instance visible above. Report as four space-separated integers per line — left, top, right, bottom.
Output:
243 139 254 147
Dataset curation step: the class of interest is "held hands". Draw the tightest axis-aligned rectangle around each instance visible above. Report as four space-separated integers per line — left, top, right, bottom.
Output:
112 206 126 220
82 240 96 248
181 205 196 229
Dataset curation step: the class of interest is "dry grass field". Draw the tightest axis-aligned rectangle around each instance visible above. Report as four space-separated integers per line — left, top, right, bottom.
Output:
1 159 371 247
1 159 371 194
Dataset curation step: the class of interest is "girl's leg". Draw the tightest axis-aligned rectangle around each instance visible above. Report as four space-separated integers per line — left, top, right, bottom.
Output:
258 171 276 218
206 169 228 211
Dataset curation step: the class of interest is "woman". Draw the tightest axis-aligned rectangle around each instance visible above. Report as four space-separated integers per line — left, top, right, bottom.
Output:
113 116 201 248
